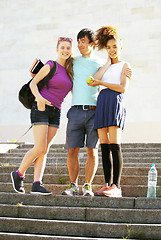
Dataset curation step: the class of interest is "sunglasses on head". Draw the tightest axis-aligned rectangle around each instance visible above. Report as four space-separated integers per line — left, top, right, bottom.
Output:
58 37 73 43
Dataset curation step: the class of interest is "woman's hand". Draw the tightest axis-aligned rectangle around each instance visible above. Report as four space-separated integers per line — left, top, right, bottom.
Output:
87 79 101 87
123 67 133 79
36 96 52 111
29 64 51 110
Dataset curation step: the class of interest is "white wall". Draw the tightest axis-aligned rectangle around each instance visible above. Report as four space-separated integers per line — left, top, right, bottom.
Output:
0 0 161 143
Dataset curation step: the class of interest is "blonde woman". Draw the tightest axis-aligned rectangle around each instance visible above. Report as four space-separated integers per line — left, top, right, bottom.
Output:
11 37 73 195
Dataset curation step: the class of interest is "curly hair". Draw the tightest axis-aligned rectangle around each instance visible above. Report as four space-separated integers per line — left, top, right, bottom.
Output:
95 25 121 50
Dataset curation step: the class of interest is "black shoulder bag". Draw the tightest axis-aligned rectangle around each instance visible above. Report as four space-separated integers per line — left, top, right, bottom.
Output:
18 60 57 109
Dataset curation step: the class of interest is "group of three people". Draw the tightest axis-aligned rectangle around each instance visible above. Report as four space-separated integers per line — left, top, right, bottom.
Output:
11 25 132 198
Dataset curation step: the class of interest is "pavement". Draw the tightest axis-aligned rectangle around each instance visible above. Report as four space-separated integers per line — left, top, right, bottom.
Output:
0 143 19 153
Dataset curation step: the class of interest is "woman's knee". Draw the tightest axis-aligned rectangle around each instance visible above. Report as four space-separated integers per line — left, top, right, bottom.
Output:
108 126 122 144
32 145 47 156
98 128 109 144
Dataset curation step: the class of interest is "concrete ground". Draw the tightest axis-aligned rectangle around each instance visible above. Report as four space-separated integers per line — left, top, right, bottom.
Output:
0 143 19 153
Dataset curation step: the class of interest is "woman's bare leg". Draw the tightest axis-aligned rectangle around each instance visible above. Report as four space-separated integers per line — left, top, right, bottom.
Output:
34 126 58 182
18 125 48 175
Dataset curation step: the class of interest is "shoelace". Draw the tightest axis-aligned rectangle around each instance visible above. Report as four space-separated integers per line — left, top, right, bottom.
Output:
67 183 75 189
19 178 24 187
84 184 90 191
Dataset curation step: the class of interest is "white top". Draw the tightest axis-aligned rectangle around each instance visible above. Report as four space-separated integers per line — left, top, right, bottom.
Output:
101 61 125 90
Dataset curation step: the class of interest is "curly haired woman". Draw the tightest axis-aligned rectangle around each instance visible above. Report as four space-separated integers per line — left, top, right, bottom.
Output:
87 25 132 197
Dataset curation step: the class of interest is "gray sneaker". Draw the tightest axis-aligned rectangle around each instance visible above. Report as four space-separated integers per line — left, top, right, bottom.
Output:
62 183 79 196
82 183 94 196
11 171 25 194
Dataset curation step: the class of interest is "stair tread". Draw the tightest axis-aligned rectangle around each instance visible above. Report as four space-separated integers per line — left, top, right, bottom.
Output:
0 142 161 239
0 192 161 209
1 216 161 223
0 232 117 240
1 217 161 239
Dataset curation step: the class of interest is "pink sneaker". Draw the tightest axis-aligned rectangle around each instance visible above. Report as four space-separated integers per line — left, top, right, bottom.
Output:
102 184 122 197
95 185 109 196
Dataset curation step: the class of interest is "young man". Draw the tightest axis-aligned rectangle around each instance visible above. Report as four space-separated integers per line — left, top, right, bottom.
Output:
62 28 103 196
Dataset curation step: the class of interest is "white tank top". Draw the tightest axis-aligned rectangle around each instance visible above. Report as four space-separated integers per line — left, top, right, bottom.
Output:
101 61 125 90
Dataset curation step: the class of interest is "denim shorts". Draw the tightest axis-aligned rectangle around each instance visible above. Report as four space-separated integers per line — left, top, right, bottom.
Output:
30 102 61 128
65 106 99 149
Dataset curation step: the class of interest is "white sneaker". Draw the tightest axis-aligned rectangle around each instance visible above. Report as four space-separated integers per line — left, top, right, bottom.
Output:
62 183 79 196
82 183 94 196
102 184 122 197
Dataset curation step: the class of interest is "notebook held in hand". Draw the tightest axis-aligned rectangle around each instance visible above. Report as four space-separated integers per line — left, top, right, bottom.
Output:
29 59 44 74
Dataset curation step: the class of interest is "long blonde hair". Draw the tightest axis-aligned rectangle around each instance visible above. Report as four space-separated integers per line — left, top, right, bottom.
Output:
65 55 73 82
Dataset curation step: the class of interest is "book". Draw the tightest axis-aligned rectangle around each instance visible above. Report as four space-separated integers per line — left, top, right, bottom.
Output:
29 59 44 74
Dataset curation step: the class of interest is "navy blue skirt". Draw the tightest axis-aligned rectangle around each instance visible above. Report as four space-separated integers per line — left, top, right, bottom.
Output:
94 88 126 130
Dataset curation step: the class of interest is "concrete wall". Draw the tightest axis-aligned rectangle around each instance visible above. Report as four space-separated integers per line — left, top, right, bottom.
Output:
0 0 161 143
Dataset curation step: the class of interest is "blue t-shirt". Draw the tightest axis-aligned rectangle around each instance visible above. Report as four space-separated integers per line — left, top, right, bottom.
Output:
72 55 104 106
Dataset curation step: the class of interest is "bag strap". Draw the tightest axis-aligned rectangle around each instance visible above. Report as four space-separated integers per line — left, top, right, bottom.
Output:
46 60 57 83
17 61 58 141
38 60 57 90
15 126 32 142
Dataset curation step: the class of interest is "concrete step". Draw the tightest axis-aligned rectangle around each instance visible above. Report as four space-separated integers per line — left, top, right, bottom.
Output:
1 203 161 224
2 151 161 158
0 173 149 185
0 232 120 240
1 162 160 168
1 156 161 164
0 142 160 240
0 193 135 208
0 217 160 239
9 147 161 154
1 193 161 209
4 142 159 153
16 143 161 149
2 173 161 186
1 182 161 197
0 192 160 239
1 165 161 176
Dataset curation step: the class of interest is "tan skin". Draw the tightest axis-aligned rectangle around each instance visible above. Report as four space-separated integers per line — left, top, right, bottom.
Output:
67 35 98 185
18 40 72 182
67 37 132 185
88 38 130 145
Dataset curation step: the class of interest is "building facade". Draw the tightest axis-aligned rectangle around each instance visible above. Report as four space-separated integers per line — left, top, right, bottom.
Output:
0 0 161 143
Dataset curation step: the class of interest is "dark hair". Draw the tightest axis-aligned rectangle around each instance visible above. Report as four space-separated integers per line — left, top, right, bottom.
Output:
77 28 95 43
95 25 121 50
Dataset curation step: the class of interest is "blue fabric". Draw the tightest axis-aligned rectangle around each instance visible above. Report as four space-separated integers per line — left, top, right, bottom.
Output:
94 88 126 130
31 102 60 128
72 56 104 106
65 106 99 149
